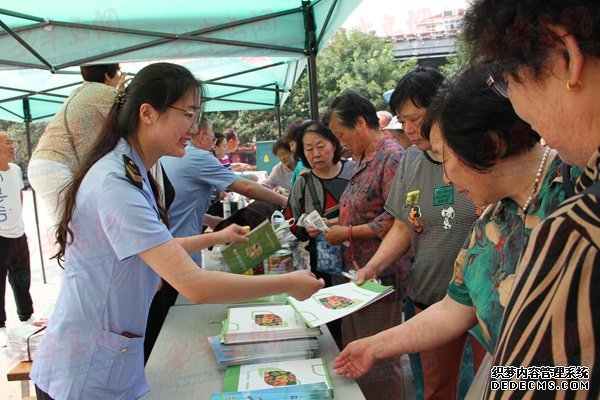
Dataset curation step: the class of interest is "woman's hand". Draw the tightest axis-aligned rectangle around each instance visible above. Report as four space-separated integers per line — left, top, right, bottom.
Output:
117 73 131 92
355 262 380 285
306 227 320 238
284 270 325 300
323 225 349 245
333 336 378 379
323 217 338 227
217 224 249 244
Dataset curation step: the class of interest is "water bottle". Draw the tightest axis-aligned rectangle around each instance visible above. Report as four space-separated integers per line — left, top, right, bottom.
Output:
223 197 231 219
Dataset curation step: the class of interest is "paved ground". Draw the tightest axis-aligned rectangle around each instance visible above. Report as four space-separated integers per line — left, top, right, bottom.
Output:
1 190 63 399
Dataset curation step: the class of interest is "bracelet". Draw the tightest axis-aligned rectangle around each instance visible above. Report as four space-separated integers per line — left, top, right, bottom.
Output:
348 225 354 263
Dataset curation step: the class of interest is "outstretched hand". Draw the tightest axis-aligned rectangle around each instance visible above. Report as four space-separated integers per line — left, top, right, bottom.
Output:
218 224 250 244
285 270 325 301
332 337 377 379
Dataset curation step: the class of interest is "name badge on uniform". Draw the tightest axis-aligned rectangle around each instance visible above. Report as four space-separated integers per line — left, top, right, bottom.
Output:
123 155 143 190
405 189 421 208
433 185 454 207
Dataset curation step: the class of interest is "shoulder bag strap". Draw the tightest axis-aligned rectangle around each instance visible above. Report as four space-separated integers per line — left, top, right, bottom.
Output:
304 173 324 215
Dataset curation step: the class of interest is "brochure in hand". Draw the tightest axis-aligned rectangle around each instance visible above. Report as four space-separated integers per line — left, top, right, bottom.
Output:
287 281 395 328
219 219 282 274
211 382 332 400
220 304 321 344
222 358 333 397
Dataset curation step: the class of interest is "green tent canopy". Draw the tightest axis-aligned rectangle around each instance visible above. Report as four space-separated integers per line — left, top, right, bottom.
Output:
0 0 363 121
0 56 307 122
0 0 364 281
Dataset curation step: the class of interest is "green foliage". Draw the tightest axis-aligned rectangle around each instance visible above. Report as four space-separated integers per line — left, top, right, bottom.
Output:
213 29 416 143
439 39 469 78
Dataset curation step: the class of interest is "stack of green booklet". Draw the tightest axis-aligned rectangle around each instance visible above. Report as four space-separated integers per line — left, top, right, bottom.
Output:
220 305 321 344
219 220 282 274
221 358 333 397
208 335 318 370
211 382 332 400
288 281 395 328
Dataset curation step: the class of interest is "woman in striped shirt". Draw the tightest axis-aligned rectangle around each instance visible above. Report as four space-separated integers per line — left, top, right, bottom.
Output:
462 1 599 398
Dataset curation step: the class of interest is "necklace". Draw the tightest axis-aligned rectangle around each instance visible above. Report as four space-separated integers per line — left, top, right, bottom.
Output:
522 146 551 212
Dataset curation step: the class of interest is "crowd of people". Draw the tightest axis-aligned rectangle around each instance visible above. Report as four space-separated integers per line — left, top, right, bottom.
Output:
0 1 596 399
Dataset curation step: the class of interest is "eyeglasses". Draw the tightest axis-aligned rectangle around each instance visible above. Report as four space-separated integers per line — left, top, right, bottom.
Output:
486 75 509 98
169 106 202 127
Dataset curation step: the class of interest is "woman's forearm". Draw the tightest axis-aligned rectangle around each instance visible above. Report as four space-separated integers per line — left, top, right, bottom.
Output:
371 296 479 360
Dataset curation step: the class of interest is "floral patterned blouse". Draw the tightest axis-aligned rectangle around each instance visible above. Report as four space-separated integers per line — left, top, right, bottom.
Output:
336 136 411 301
447 154 581 353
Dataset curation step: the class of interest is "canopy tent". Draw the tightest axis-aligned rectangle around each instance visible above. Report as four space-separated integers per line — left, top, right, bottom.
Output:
0 56 307 122
0 0 363 281
0 0 363 121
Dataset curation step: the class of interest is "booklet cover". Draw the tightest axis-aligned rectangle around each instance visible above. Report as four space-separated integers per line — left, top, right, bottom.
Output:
222 358 332 396
211 382 332 400
220 220 282 274
287 281 395 328
221 304 321 344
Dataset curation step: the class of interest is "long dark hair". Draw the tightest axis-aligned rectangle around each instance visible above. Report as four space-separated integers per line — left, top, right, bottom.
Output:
54 62 202 262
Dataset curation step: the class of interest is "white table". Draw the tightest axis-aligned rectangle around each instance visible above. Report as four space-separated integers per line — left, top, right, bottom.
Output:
142 303 365 399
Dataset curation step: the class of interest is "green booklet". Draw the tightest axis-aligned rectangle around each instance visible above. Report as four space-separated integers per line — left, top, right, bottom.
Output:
220 220 282 274
222 358 333 397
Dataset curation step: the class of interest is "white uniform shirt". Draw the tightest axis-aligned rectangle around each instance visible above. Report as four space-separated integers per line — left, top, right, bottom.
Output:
0 163 25 238
31 139 172 399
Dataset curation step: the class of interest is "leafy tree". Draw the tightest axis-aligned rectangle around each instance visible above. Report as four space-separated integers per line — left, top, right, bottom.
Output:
215 29 417 143
440 39 469 78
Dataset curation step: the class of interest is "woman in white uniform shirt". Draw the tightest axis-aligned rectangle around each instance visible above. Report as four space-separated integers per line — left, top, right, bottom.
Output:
30 63 324 400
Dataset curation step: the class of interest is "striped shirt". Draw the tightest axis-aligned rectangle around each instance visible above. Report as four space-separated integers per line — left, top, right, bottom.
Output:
486 148 600 399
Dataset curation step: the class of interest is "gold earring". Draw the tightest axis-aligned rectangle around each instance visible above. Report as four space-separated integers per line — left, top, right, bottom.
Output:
566 80 582 92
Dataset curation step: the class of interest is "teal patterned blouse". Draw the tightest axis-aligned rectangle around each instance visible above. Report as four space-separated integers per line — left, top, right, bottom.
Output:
447 154 581 354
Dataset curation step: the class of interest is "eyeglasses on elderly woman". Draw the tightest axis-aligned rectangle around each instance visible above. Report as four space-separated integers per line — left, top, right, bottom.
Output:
486 75 509 99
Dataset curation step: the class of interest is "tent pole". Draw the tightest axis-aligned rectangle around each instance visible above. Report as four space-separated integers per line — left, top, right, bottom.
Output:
23 98 47 284
303 1 319 120
275 85 282 137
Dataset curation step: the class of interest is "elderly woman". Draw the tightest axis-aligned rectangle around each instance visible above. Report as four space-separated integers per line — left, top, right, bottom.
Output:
333 69 580 397
286 120 355 274
331 69 483 400
324 89 409 399
286 120 356 345
463 1 599 396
